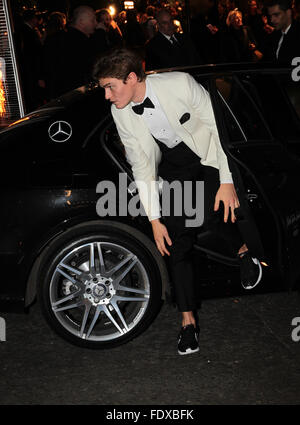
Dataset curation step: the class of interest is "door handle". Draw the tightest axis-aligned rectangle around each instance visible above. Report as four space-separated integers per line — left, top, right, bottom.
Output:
246 193 258 201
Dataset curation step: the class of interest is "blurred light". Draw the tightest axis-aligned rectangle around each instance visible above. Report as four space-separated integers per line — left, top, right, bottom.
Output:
261 262 269 267
124 1 134 9
109 5 116 16
8 117 30 127
0 70 6 117
174 19 183 33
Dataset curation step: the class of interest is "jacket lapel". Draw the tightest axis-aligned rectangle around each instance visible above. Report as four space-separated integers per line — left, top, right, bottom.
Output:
127 105 159 156
148 75 195 147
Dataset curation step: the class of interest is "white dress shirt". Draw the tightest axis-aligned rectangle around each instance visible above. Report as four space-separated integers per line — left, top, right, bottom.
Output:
160 32 179 44
132 78 182 148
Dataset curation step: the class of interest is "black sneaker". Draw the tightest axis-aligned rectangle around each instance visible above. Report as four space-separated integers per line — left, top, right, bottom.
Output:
177 324 200 355
238 251 262 290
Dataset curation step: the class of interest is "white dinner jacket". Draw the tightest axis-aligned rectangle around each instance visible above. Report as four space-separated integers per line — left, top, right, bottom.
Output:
111 71 232 221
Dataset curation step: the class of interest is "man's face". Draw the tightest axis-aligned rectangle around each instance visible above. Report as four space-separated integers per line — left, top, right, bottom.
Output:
158 13 175 36
82 10 97 36
268 5 292 31
248 1 257 15
100 77 135 109
100 12 111 30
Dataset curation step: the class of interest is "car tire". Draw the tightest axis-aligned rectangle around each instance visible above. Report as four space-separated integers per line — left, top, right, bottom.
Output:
37 221 163 349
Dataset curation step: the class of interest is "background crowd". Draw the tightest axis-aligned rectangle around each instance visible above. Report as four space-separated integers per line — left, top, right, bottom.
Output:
11 0 300 112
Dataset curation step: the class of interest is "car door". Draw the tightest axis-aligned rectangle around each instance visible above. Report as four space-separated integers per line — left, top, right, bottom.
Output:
208 69 300 290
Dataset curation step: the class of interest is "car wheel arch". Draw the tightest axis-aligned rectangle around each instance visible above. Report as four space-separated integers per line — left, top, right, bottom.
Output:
25 219 170 309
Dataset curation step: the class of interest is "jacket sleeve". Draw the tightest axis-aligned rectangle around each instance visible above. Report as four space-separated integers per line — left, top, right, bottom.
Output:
184 73 233 183
111 107 161 221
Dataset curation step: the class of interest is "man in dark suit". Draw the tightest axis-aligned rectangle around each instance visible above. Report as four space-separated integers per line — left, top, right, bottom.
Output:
264 0 300 63
17 9 44 112
44 5 97 99
145 9 202 71
90 8 123 58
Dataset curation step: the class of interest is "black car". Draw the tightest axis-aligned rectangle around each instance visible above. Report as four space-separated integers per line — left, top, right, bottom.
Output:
1 63 300 349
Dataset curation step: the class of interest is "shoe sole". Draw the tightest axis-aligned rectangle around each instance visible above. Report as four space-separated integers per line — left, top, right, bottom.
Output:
242 257 262 290
178 346 200 355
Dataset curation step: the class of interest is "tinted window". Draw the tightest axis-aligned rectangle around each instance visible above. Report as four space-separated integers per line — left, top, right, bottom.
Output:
215 76 272 143
279 77 300 123
238 73 300 141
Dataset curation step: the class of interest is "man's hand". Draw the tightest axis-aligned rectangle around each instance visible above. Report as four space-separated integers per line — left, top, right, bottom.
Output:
214 183 240 223
151 219 172 256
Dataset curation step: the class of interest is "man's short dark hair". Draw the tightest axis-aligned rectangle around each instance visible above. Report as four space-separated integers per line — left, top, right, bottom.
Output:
95 8 110 23
93 48 146 83
266 0 292 10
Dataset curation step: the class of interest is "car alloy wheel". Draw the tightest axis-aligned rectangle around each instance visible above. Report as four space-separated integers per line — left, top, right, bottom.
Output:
38 222 163 348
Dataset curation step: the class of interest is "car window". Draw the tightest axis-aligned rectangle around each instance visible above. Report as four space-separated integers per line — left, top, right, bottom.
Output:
215 76 272 143
236 73 300 142
194 75 247 143
278 76 300 127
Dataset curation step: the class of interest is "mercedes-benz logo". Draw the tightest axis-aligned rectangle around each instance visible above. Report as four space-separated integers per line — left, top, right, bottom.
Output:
93 285 106 298
48 121 72 143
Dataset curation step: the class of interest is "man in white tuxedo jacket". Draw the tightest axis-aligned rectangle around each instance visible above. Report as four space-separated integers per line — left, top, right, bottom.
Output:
94 48 262 355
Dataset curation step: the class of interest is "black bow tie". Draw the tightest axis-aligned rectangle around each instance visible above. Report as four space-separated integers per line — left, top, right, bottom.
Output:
132 97 155 115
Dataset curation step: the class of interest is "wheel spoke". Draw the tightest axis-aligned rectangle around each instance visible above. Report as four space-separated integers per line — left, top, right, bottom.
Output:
86 305 102 338
112 257 138 287
102 305 124 334
117 284 149 295
79 302 92 338
59 262 83 276
114 295 148 302
52 290 80 307
56 266 77 284
52 298 84 312
89 243 96 276
109 300 129 332
86 304 126 339
106 254 135 278
97 243 106 275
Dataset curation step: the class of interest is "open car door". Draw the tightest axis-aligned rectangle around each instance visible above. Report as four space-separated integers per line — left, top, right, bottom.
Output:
208 68 300 290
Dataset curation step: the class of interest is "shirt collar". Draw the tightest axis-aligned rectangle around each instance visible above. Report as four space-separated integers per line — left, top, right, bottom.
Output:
160 32 173 41
25 22 34 29
131 77 154 106
282 24 291 35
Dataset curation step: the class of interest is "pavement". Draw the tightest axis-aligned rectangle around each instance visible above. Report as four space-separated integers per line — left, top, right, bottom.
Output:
0 291 300 405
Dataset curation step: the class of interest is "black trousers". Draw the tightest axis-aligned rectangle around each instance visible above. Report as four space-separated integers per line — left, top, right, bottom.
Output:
157 140 242 312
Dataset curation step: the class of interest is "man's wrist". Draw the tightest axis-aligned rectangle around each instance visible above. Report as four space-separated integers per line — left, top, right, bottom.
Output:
220 178 233 184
